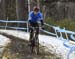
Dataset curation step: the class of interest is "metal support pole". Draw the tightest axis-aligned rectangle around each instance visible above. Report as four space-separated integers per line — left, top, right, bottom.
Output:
60 31 63 40
27 22 29 32
55 29 59 38
5 17 8 30
27 0 31 32
64 27 69 40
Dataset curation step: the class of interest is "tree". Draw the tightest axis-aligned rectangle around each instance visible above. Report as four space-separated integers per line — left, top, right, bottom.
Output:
2 0 6 19
16 0 20 20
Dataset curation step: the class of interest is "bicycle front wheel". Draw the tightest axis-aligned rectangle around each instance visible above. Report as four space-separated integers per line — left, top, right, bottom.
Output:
34 38 39 55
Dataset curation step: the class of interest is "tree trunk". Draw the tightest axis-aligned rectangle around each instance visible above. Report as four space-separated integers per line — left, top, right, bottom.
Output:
16 0 20 20
37 0 40 8
2 0 6 19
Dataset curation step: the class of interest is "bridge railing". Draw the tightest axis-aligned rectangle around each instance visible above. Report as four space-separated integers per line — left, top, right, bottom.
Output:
0 19 75 40
0 20 28 31
0 19 57 36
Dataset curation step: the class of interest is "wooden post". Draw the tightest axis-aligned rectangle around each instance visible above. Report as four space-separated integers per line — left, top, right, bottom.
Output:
5 17 8 30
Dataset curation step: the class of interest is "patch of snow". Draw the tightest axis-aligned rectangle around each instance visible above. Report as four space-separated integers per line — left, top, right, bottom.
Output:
0 30 75 59
0 34 11 56
0 35 10 47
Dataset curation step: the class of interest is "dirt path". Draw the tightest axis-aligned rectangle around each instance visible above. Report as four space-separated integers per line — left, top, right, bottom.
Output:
0 33 61 59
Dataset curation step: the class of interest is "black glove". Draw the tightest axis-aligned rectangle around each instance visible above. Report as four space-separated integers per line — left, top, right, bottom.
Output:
40 20 44 29
40 20 44 26
41 25 45 30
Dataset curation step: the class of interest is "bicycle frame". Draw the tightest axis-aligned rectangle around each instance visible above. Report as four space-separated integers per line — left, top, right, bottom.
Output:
29 26 41 54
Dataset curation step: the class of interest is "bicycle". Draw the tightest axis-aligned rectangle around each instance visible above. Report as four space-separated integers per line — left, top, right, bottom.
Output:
29 26 40 55
29 21 42 55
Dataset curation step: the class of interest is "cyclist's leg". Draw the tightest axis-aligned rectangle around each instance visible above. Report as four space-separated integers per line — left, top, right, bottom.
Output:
35 28 39 41
29 22 34 43
29 28 34 43
29 28 34 53
35 22 39 40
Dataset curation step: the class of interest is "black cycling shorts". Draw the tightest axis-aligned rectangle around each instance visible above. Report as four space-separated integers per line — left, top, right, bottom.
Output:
29 22 39 27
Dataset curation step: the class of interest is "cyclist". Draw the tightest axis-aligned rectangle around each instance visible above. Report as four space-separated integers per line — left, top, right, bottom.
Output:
28 6 44 45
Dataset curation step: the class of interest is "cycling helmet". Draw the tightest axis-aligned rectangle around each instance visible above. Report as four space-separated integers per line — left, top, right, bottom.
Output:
33 6 40 12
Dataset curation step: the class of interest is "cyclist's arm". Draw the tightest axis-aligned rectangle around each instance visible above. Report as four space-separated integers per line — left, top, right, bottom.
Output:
40 20 44 26
40 13 44 26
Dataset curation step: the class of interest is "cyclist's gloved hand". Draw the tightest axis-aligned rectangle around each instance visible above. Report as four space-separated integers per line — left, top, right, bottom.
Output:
42 25 45 30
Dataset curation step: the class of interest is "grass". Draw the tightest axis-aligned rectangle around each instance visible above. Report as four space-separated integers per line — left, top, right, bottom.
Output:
45 17 75 31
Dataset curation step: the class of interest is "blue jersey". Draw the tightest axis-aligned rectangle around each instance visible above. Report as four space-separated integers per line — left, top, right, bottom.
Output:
28 11 43 23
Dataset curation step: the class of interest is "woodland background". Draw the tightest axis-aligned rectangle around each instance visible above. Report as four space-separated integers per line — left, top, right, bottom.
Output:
0 0 75 31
